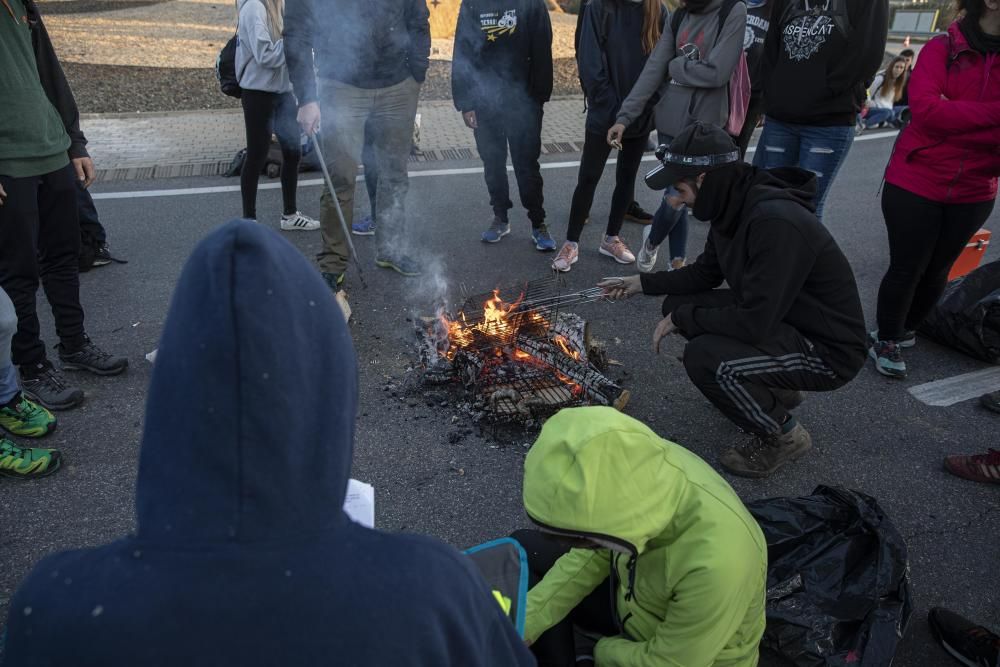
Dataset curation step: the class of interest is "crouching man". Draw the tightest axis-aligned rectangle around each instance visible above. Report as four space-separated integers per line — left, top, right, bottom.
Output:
514 406 767 666
601 123 866 478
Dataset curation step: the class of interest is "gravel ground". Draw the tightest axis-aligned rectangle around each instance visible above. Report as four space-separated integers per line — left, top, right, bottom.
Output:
66 59 582 114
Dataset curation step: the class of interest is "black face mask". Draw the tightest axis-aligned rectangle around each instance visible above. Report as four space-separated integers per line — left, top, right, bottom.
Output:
683 0 714 13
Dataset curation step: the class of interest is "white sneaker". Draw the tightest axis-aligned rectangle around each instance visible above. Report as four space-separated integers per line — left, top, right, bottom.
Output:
599 236 635 264
280 212 320 231
552 241 579 272
635 225 659 273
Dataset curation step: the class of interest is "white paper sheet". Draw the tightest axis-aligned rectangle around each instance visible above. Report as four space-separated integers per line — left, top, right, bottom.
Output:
344 479 375 528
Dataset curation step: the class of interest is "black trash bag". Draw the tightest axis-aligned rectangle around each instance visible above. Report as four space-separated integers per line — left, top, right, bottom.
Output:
747 486 913 667
918 260 1000 364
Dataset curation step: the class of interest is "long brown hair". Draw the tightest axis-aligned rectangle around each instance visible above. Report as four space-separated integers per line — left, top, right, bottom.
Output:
642 0 664 54
879 56 908 103
263 0 283 40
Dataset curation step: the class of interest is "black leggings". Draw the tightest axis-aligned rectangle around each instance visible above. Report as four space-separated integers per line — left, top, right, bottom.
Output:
511 529 617 667
240 89 301 219
876 182 995 341
566 132 646 243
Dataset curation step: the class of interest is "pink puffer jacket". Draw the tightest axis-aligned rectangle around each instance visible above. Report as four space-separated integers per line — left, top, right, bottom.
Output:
885 20 1000 204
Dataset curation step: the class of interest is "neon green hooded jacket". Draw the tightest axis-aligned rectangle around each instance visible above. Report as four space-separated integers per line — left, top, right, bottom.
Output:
522 407 767 667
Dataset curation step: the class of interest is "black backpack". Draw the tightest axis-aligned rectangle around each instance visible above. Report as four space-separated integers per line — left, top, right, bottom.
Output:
670 0 743 47
573 0 612 97
216 33 242 98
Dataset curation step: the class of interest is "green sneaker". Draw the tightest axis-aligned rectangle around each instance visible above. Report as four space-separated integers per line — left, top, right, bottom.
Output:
0 437 61 480
0 394 57 438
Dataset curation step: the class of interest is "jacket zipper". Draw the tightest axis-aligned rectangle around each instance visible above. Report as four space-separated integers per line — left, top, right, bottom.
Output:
946 52 996 201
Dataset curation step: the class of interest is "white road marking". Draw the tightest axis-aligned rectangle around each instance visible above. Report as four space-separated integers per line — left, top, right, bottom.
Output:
91 131 899 201
907 367 1000 407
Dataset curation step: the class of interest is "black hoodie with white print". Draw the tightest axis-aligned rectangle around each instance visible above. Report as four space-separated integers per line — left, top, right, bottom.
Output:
762 0 889 126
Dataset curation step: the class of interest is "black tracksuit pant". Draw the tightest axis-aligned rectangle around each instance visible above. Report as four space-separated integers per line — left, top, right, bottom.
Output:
473 101 545 227
76 181 106 246
0 164 86 370
876 182 996 341
666 291 850 436
566 132 646 243
511 529 617 667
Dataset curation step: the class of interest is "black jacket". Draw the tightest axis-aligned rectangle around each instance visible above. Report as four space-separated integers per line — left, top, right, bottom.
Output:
3 221 535 667
641 165 867 379
452 0 553 112
26 0 88 159
762 0 889 126
744 1 773 101
577 0 661 138
285 0 431 104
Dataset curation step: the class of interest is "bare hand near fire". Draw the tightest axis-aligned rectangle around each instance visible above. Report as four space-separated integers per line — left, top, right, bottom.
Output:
462 111 478 130
607 124 625 148
298 102 321 136
652 314 677 354
72 157 95 188
598 275 641 300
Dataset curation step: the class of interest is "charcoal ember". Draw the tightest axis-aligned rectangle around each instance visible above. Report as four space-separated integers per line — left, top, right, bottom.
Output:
422 358 454 385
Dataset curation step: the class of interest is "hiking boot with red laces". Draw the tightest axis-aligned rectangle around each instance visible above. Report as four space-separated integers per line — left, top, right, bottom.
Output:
943 448 1000 485
928 607 1000 667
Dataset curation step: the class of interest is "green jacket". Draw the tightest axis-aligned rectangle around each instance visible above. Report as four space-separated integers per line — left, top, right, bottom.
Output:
523 407 767 667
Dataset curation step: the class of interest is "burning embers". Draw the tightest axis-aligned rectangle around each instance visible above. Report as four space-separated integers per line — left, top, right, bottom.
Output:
420 277 630 426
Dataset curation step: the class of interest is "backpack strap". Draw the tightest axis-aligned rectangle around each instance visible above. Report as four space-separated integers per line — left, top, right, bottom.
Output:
670 7 685 40
779 0 851 39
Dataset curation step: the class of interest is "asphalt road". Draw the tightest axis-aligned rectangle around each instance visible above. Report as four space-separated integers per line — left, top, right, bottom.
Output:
1 133 998 665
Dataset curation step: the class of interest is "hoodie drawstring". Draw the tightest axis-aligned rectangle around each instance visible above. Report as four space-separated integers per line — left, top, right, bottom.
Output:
624 554 637 602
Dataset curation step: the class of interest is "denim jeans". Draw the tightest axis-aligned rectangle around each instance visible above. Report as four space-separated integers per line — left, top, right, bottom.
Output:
0 286 19 405
647 133 688 260
860 107 902 129
752 118 855 220
317 76 421 273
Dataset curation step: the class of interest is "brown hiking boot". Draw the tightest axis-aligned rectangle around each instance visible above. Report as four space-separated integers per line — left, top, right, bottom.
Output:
720 423 813 478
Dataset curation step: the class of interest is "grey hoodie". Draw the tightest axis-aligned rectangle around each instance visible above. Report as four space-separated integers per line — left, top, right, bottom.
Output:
616 0 746 138
236 0 292 94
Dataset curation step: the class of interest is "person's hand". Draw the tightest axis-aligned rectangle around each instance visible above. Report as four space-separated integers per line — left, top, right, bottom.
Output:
298 102 321 136
598 275 642 300
652 314 677 354
607 124 625 148
72 157 95 188
0 182 6 206
462 110 478 130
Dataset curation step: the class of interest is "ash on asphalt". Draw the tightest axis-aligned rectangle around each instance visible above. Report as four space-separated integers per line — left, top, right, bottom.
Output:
1 138 998 665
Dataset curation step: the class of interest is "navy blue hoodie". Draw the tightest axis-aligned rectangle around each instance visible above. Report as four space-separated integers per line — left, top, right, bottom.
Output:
2 221 534 667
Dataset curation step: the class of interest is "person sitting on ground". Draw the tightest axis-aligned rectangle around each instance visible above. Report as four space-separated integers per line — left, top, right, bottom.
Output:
600 123 866 478
286 0 430 283
857 56 909 132
2 221 534 666
513 406 767 667
868 0 1000 379
452 0 555 251
235 0 319 232
0 0 128 412
0 285 60 481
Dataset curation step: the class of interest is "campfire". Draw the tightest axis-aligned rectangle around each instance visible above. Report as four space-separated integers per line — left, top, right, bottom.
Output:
420 277 630 426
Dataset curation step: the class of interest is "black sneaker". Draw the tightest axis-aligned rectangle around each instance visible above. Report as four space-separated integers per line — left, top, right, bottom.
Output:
92 243 113 267
928 607 1000 667
623 201 654 225
375 254 422 277
57 336 128 376
20 363 85 411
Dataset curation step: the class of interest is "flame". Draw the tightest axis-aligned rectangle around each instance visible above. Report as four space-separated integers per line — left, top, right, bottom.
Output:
553 335 581 360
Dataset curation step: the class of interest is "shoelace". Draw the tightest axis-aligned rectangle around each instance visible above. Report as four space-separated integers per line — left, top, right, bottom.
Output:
77 341 112 363
33 368 68 392
556 245 575 262
606 238 628 254
1 439 28 459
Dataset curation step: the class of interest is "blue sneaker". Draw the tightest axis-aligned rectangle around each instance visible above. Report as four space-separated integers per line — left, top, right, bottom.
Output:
352 215 375 236
482 217 510 243
869 339 907 379
532 225 556 252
